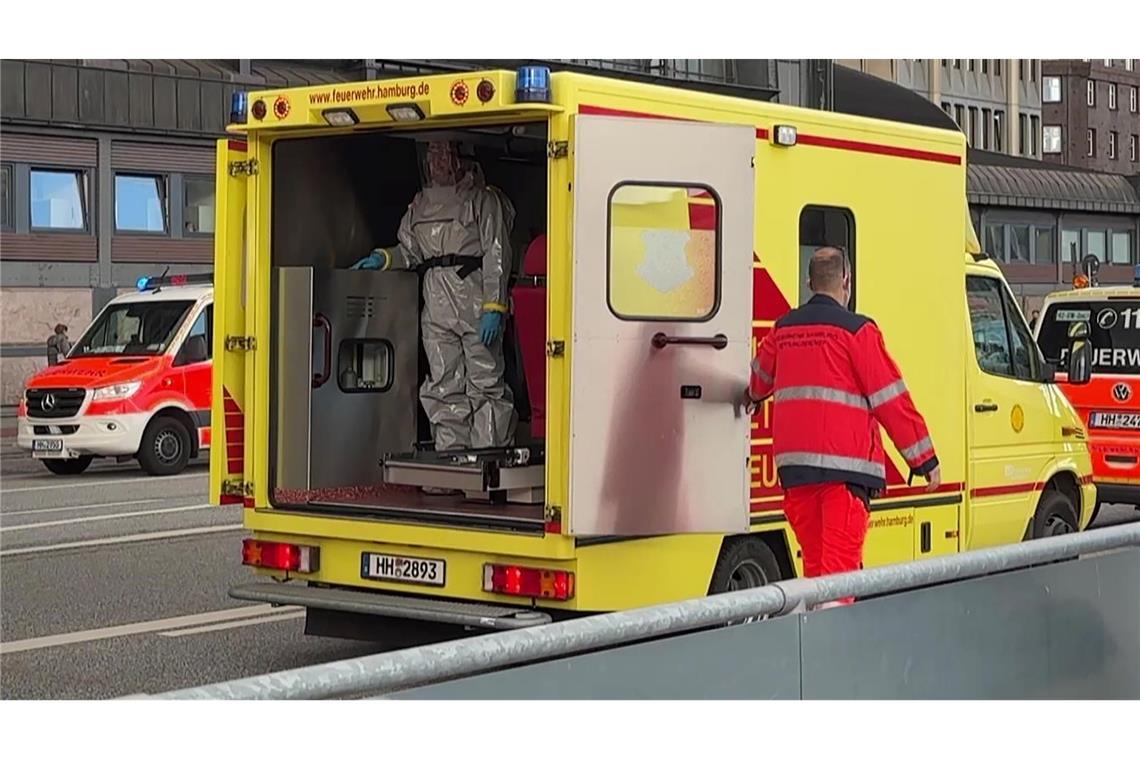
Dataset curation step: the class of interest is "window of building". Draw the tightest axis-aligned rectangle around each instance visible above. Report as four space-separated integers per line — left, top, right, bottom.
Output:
1104 59 1113 67
1061 228 1081 262
1131 86 1138 113
1109 131 1118 159
607 183 719 321
968 59 976 72
982 108 992 149
1043 75 1062 103
1111 231 1133 265
941 59 949 69
115 174 168 234
1127 59 1135 72
954 59 962 70
1087 128 1096 157
955 104 966 132
994 111 1005 152
1 164 11 232
1031 60 1037 81
1132 134 1139 162
1043 125 1062 154
1030 115 1040 156
985 223 1004 260
183 176 215 235
1088 80 1096 106
1109 83 1118 110
968 107 978 145
798 206 856 307
30 169 88 231
982 59 989 74
994 59 1002 77
942 101 952 116
1019 60 1026 81
1035 226 1055 265
1019 114 1029 156
1009 224 1031 263
1087 230 1107 261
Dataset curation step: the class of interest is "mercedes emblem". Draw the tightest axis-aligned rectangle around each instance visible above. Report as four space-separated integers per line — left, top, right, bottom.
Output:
40 393 57 412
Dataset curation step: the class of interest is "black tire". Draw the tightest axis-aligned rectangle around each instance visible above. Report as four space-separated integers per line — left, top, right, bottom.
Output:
1088 501 1103 527
709 538 782 594
138 416 192 476
42 456 94 476
1030 490 1080 539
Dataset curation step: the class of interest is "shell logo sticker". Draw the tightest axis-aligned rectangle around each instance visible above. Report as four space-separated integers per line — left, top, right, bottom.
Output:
273 96 291 119
1113 382 1132 403
450 80 470 106
1010 404 1024 433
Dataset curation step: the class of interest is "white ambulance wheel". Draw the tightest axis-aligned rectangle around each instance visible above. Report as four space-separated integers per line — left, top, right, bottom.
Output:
42 456 94 476
138 417 192 476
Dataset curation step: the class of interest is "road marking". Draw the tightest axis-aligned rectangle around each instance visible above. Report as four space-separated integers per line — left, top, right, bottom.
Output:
0 498 165 517
1 503 214 532
1 471 206 494
0 524 243 557
0 604 302 655
158 610 305 637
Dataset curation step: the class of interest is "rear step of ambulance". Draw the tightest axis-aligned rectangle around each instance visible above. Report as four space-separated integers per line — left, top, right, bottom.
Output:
230 583 551 629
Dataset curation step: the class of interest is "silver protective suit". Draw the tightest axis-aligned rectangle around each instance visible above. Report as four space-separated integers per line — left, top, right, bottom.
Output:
387 165 517 451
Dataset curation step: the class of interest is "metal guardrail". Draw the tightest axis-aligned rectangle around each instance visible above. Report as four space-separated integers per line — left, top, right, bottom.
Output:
152 522 1140 700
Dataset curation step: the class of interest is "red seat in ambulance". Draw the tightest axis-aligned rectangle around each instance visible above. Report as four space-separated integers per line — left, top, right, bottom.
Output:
512 235 547 437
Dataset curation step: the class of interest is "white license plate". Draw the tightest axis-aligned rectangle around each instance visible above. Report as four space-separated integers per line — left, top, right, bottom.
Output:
361 552 446 586
32 439 65 457
1090 412 1140 430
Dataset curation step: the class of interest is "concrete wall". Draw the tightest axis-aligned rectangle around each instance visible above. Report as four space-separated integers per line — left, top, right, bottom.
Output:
0 288 93 404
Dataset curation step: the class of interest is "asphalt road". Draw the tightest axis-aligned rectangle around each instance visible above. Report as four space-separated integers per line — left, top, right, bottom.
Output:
0 449 1137 699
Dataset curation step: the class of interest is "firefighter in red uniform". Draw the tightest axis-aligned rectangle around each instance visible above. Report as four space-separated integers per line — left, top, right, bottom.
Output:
744 247 941 605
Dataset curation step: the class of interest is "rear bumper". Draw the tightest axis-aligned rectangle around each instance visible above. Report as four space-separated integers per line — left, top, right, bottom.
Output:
15 411 149 458
229 582 551 630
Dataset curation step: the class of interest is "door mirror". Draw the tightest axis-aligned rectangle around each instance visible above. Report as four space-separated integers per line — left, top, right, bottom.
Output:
1066 322 1092 385
1040 362 1056 384
176 335 209 366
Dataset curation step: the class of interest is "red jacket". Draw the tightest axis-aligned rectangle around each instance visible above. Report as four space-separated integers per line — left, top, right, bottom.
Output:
750 294 938 493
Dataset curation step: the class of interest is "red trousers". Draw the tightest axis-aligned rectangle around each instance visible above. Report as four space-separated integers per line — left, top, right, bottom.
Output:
784 483 870 605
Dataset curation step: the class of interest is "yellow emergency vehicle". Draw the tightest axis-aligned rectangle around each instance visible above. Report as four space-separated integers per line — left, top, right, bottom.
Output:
211 67 1096 640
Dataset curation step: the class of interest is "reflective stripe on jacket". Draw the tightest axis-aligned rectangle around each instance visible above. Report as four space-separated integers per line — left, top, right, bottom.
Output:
749 294 938 492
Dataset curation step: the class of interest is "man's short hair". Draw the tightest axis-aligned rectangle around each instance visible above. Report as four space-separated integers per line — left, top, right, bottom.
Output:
808 246 849 292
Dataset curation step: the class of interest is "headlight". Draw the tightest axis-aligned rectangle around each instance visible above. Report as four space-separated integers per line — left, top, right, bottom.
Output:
93 382 141 401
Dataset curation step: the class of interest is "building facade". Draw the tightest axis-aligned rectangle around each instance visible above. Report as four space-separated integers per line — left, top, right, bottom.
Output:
1041 59 1140 174
837 59 1043 158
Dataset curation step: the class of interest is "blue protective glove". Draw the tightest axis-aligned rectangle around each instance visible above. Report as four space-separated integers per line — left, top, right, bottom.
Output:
479 310 504 346
350 249 389 270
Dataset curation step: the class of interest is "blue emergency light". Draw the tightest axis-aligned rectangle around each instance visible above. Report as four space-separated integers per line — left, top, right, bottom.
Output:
515 66 552 103
230 91 248 125
137 273 213 291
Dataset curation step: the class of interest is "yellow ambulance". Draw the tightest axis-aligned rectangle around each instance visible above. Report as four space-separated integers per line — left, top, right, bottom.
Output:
211 67 1095 640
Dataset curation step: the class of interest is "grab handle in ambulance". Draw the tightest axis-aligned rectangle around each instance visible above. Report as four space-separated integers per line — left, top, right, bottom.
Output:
313 313 332 388
651 332 729 350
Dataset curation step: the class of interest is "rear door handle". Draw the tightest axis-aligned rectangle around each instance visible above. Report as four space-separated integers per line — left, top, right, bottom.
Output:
974 402 999 413
651 332 728 350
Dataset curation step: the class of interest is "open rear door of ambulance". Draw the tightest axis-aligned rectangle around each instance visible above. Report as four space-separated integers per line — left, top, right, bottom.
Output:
569 114 756 536
210 138 251 507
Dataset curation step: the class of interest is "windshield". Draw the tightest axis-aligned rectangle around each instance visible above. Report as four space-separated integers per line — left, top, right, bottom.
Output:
1037 299 1140 375
72 300 195 357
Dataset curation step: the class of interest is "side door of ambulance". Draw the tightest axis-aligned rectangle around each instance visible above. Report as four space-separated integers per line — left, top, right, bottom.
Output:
965 274 1056 547
173 303 213 450
569 114 756 536
210 139 250 506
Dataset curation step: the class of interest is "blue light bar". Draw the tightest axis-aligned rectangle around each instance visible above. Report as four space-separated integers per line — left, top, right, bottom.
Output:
515 66 552 104
136 273 213 291
230 91 248 124
137 276 151 291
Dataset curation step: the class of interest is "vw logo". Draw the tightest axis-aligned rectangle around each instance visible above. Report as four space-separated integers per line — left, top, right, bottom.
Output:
1112 383 1132 403
40 393 57 412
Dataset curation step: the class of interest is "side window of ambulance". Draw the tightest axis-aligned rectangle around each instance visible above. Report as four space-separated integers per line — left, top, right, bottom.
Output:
799 206 855 308
1000 286 1042 380
607 183 720 321
186 305 213 360
966 276 1013 376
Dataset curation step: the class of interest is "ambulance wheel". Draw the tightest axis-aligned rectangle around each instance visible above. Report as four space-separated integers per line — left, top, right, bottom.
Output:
1030 491 1079 539
138 416 191 476
709 537 781 594
42 456 93 476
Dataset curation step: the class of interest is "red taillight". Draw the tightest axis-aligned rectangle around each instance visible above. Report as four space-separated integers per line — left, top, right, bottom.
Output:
242 539 318 573
476 79 495 103
251 99 267 120
484 564 574 601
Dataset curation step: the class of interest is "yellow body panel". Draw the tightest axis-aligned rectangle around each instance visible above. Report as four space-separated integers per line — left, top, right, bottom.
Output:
212 69 1096 616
